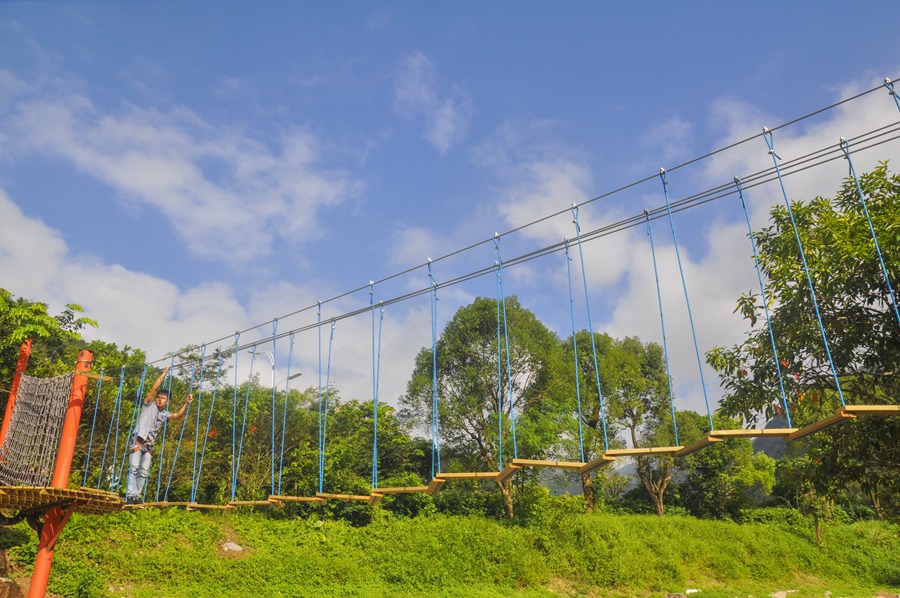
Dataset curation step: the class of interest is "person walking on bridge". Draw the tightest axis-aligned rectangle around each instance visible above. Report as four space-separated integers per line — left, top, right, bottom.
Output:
125 366 191 505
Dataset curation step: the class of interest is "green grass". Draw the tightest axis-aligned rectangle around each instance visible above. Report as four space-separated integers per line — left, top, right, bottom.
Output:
3 508 898 597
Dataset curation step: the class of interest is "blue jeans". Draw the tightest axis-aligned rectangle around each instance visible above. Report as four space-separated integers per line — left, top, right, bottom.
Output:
126 445 153 500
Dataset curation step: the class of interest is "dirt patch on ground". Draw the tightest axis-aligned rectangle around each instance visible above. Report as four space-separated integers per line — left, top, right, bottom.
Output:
216 524 251 559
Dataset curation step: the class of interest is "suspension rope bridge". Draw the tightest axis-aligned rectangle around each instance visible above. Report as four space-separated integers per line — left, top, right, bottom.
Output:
2 75 900 597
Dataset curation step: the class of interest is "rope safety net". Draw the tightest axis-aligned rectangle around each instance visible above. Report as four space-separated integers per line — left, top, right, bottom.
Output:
0 373 73 486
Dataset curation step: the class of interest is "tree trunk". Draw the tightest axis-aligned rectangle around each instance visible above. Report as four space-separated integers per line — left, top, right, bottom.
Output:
499 478 515 518
868 487 883 520
650 490 665 516
581 472 595 512
636 455 671 516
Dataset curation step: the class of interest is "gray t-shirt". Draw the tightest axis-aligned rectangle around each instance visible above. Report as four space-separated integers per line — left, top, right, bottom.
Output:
135 402 168 447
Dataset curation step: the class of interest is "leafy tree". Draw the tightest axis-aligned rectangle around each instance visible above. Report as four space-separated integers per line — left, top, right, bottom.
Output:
707 163 900 516
678 414 776 519
400 296 570 518
561 332 671 511
0 288 96 386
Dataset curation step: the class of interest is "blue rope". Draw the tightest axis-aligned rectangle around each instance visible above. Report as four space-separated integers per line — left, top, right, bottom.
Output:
194 354 223 503
318 321 336 493
735 177 792 427
495 263 504 470
109 367 127 484
230 332 240 500
564 239 586 462
372 301 384 488
97 368 125 490
82 369 105 487
840 138 900 329
118 366 148 495
763 128 845 405
371 282 379 485
190 345 207 501
885 78 900 113
277 333 296 495
570 205 610 450
164 365 196 501
645 210 680 445
428 259 442 478
233 347 257 500
153 359 175 502
658 170 714 431
316 302 323 491
270 319 278 495
494 234 518 460
114 365 147 490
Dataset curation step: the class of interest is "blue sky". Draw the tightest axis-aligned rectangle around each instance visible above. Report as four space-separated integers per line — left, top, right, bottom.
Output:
2 2 899 425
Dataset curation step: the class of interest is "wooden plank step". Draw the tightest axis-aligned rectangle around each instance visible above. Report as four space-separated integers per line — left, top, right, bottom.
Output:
495 464 523 483
425 478 445 495
674 436 722 458
578 455 617 475
433 472 499 480
227 500 274 507
604 446 682 457
269 495 326 505
709 428 797 438
511 459 586 470
371 486 429 494
843 404 900 416
186 503 235 511
786 409 856 441
315 492 370 501
368 494 384 506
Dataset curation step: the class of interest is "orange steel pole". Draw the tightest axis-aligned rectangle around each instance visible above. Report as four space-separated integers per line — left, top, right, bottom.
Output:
0 338 33 446
28 349 92 598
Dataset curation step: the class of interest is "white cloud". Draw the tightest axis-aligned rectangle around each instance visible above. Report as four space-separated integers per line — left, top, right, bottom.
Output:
639 117 694 166
5 90 362 266
394 51 473 154
485 74 900 420
0 185 428 407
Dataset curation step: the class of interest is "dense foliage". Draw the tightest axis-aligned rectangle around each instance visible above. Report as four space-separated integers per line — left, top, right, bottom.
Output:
2 505 898 597
708 163 900 519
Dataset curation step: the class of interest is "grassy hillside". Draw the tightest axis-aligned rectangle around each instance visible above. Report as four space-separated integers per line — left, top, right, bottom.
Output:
2 507 898 597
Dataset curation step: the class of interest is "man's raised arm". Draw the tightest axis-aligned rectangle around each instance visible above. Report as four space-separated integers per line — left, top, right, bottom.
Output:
145 365 171 404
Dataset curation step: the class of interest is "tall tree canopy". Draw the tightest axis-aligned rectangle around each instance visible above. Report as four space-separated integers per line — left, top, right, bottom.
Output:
400 296 569 517
708 163 900 517
562 332 671 510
